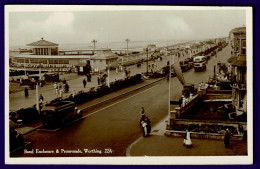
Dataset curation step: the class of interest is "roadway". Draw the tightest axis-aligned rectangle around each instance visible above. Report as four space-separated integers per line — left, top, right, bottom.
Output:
10 43 231 157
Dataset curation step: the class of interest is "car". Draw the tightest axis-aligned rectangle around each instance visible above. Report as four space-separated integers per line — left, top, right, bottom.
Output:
40 100 82 128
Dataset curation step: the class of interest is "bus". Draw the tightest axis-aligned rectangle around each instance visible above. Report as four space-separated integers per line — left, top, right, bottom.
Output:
193 56 207 72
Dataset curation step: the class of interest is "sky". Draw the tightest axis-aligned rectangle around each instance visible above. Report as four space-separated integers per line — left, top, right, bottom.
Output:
8 7 246 46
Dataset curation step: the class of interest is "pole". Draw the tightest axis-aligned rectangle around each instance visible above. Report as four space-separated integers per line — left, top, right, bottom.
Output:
24 57 26 76
107 65 110 88
168 50 171 126
36 83 40 114
146 47 148 76
125 38 130 56
39 64 41 80
92 40 97 54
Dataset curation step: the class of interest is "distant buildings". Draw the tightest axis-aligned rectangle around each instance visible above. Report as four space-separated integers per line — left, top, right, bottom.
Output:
10 38 118 73
228 26 247 115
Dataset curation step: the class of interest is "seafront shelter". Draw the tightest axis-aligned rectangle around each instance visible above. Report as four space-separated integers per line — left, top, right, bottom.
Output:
10 38 119 73
91 49 119 72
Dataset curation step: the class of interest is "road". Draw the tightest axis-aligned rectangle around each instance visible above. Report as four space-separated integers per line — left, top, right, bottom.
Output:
10 44 231 157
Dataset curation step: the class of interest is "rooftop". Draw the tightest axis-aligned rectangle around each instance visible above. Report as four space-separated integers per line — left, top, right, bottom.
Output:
27 38 59 47
93 49 118 60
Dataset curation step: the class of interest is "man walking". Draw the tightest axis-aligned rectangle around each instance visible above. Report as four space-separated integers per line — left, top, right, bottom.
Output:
83 79 87 88
39 94 44 104
24 87 29 97
224 128 231 147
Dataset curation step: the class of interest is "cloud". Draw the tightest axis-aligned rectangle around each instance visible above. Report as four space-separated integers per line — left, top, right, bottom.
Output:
10 12 75 45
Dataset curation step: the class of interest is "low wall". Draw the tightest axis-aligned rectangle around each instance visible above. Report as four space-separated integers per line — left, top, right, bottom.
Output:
205 94 232 100
165 130 243 141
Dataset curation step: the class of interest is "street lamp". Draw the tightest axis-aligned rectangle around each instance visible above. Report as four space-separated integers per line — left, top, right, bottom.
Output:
125 38 130 56
106 64 111 88
92 40 97 54
146 47 149 76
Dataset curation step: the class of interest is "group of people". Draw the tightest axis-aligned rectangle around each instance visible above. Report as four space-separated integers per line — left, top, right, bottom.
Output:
140 107 151 137
97 73 108 86
148 63 158 74
178 93 194 108
182 128 232 148
54 81 70 98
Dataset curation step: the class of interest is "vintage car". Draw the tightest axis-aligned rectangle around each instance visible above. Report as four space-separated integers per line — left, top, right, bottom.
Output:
40 100 82 128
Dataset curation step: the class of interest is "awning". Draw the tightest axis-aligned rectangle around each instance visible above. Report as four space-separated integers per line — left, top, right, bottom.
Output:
228 56 246 67
76 63 87 67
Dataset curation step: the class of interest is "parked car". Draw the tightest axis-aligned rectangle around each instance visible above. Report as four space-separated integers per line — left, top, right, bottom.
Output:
40 101 82 128
9 124 24 151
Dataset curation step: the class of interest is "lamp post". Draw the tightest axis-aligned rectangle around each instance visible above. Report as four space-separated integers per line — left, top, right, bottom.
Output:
125 38 130 56
92 40 97 54
24 57 27 76
39 63 42 80
146 47 149 76
106 64 110 88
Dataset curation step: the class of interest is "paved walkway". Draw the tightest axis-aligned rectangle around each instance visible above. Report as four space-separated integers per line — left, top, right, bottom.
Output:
127 116 248 156
9 55 172 111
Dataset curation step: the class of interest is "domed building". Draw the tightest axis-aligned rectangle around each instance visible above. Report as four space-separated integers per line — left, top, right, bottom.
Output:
10 38 118 74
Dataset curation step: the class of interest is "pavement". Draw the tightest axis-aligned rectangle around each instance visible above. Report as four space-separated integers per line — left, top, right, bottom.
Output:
126 116 248 156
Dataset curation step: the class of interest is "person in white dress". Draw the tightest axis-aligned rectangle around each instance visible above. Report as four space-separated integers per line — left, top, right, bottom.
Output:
183 130 192 148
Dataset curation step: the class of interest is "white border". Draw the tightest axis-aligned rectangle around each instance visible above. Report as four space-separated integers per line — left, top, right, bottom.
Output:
5 5 253 165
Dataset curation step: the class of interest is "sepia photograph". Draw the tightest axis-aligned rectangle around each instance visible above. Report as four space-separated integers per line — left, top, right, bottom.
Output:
5 5 253 165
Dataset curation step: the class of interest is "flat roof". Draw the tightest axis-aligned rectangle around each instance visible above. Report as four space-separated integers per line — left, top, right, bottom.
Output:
12 54 91 59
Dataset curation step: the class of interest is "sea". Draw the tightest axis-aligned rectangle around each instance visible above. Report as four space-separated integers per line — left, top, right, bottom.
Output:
9 39 195 51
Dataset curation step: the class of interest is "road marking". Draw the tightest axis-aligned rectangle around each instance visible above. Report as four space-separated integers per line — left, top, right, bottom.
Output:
36 84 160 132
75 84 160 121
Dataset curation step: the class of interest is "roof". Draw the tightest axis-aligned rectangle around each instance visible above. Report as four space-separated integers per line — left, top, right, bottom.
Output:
76 63 87 67
93 49 118 60
228 56 246 67
27 38 58 47
13 54 91 59
232 59 246 66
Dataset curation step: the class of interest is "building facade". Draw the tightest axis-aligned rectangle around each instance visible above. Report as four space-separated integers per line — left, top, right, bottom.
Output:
10 38 119 73
228 27 247 115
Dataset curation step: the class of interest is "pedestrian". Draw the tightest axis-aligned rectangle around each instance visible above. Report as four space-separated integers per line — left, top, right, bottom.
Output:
179 96 183 108
24 87 28 97
65 83 69 93
83 79 86 88
89 74 92 82
72 90 76 98
97 77 100 86
146 117 151 134
140 107 146 121
183 130 192 148
87 74 90 82
39 94 44 104
224 128 231 147
55 84 59 97
141 121 148 137
53 82 57 90
59 87 63 98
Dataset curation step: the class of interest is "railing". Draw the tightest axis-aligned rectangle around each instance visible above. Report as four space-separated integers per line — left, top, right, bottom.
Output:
231 83 246 90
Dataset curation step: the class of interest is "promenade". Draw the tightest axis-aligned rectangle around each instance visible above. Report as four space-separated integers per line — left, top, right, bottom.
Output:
9 55 172 111
127 43 249 158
